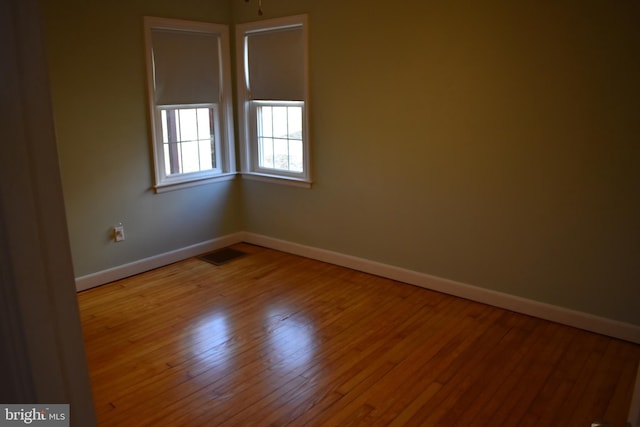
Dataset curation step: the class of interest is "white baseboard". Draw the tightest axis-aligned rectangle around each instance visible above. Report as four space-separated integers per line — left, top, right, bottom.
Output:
75 231 640 344
74 232 245 291
243 232 640 344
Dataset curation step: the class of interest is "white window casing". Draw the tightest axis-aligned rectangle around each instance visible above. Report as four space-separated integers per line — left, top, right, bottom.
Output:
236 15 311 187
144 17 235 192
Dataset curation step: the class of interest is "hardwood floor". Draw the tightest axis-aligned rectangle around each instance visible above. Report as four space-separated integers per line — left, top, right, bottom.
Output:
78 243 640 426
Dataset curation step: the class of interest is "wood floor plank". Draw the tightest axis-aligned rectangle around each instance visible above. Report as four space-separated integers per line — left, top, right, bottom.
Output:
496 324 576 426
185 277 443 426
77 244 640 426
339 304 505 426
285 299 474 426
565 338 639 427
433 313 539 426
406 311 517 426
603 344 640 425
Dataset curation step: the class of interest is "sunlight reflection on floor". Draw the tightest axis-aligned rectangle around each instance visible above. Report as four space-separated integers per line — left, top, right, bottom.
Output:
265 307 315 372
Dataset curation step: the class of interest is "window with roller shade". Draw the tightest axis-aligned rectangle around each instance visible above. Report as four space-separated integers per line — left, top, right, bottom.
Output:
236 15 310 186
144 17 235 191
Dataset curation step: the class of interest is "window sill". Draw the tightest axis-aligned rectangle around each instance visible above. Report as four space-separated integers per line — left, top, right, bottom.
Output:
154 173 237 193
241 172 312 189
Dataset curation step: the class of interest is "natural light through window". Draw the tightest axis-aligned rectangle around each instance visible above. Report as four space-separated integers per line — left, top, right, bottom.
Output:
159 106 219 176
144 17 235 192
236 15 310 185
256 102 303 173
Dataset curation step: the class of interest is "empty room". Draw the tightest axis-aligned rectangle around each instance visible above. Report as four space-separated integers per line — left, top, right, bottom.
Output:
3 0 639 425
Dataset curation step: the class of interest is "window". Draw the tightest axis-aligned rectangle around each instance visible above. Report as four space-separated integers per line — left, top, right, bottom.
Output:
144 17 235 192
236 15 311 186
159 106 219 175
255 101 304 173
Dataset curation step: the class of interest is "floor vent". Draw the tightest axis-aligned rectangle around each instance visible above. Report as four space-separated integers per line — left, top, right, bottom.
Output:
198 247 246 266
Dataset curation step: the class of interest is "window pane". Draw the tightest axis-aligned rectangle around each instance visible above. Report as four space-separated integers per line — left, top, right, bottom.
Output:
159 106 218 176
196 108 211 139
289 140 303 172
198 140 213 170
161 109 181 146
161 110 169 142
178 109 198 142
287 106 302 139
259 137 274 169
181 140 200 173
272 106 288 138
259 106 273 137
164 142 182 176
255 103 304 174
164 144 171 176
273 138 289 170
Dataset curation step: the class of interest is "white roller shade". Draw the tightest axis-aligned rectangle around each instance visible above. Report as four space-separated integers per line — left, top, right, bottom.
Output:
246 26 304 101
152 29 221 105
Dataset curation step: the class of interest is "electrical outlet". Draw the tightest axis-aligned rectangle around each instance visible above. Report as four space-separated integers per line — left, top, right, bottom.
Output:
113 224 125 242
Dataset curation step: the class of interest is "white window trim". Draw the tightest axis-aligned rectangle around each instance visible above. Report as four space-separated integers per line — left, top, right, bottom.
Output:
236 14 311 187
250 100 305 178
143 17 236 192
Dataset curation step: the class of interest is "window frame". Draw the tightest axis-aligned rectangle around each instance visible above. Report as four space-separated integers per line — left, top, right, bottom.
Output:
236 15 311 187
143 17 236 193
251 100 305 177
158 103 222 176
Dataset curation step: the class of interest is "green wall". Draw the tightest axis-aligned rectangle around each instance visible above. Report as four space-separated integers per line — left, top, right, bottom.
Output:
236 0 640 325
45 0 639 326
43 0 242 277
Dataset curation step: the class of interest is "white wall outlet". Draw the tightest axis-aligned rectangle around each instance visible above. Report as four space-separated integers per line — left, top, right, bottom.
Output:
113 224 125 242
